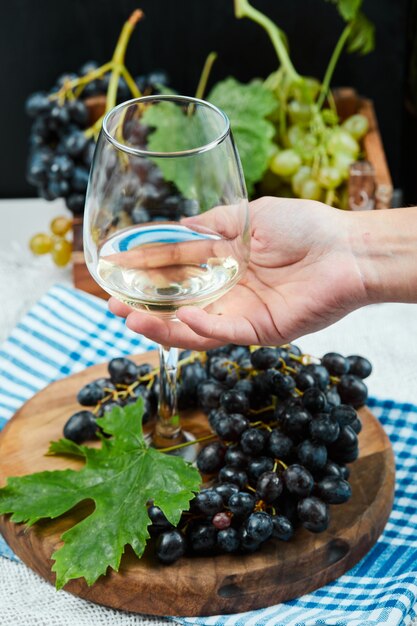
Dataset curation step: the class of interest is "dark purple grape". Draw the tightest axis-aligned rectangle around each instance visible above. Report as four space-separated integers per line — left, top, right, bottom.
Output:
148 505 173 531
156 530 186 564
245 511 273 542
218 466 248 489
247 456 274 481
295 371 316 391
25 91 51 117
267 429 293 459
213 482 239 504
228 492 256 516
347 355 372 379
217 527 239 552
71 166 89 192
280 406 312 439
194 490 224 516
108 357 139 384
50 154 74 180
268 371 296 398
67 99 89 126
147 70 170 87
196 442 226 474
337 375 368 408
77 382 105 406
188 523 217 553
298 496 329 532
350 417 362 434
63 130 88 157
63 410 97 443
256 471 283 503
321 352 349 376
214 413 249 441
326 387 341 407
316 477 352 504
197 379 226 411
309 415 340 444
66 193 86 213
302 388 327 413
49 104 70 128
304 364 330 390
250 347 279 370
238 526 260 552
240 428 268 456
271 515 294 541
330 404 357 427
224 446 250 469
321 460 345 479
297 440 327 471
208 356 232 381
283 464 314 498
220 389 250 414
94 377 116 392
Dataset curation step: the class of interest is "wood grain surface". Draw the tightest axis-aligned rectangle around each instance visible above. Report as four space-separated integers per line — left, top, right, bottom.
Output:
0 352 395 616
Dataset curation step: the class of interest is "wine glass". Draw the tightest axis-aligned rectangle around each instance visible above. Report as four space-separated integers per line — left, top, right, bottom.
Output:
83 95 250 457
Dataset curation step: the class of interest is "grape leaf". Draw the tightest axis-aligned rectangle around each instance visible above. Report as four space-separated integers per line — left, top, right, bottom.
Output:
208 78 277 195
346 12 375 55
0 400 200 589
326 0 362 22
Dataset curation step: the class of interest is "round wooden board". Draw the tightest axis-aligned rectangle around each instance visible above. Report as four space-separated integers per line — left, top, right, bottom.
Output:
0 352 395 617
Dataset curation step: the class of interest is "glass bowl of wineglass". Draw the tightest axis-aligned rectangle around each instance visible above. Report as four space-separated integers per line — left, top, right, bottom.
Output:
83 95 250 458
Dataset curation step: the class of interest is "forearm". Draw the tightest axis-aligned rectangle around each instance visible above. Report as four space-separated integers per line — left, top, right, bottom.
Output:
348 207 417 304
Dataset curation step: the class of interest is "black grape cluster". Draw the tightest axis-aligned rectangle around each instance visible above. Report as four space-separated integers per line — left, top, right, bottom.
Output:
25 63 169 214
63 356 159 443
63 344 371 564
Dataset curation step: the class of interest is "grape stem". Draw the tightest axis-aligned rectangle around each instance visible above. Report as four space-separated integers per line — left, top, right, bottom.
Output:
105 10 144 115
194 52 218 101
158 433 217 453
317 23 353 109
234 0 301 84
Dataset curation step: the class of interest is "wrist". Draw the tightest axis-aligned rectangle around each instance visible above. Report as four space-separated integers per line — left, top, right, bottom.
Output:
348 207 417 305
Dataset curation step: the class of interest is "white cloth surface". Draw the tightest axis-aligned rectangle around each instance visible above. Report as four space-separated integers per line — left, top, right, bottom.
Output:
2 242 417 625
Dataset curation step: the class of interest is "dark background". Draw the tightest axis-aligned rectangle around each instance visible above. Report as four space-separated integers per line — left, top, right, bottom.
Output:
1 0 414 201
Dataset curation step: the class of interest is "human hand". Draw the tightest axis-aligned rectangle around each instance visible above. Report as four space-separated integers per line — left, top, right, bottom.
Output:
109 196 368 349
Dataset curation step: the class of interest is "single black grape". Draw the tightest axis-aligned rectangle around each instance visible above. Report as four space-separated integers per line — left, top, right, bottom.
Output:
267 429 293 459
77 382 105 406
218 466 248 489
234 378 254 398
334 425 358 449
220 389 250 414
331 404 357 427
250 347 279 370
321 352 349 376
298 496 329 533
197 379 226 411
268 371 296 398
217 527 240 553
93 377 116 392
208 408 228 432
302 388 327 414
280 406 312 439
214 413 250 441
271 515 294 541
213 482 239 504
49 154 74 180
350 417 362 434
228 492 256 516
108 357 138 384
326 387 341 407
209 356 232 381
25 91 51 117
196 442 226 474
148 505 173 532
297 440 327 471
63 410 97 443
65 193 85 213
224 446 250 469
238 526 261 553
256 471 283 503
316 477 352 504
304 364 330 390
337 375 368 408
240 428 268 456
295 371 316 391
247 456 274 482
188 523 217 553
347 355 372 379
283 464 314 498
245 511 273 542
309 415 340 444
156 530 186 564
321 460 345 478
194 490 224 516
71 166 89 192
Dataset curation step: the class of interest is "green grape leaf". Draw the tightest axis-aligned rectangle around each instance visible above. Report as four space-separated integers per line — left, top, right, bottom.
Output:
347 12 375 55
208 77 277 196
326 0 362 22
0 400 200 589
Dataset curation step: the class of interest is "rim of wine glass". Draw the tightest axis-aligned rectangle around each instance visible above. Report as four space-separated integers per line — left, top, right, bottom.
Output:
102 95 231 158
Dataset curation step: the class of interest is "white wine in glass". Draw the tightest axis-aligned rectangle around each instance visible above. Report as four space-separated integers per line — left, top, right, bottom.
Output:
83 95 250 456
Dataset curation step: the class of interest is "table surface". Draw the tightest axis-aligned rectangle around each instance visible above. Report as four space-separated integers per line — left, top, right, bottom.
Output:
1 197 417 626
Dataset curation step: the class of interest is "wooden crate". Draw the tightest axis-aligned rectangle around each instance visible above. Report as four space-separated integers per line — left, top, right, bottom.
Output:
73 89 393 299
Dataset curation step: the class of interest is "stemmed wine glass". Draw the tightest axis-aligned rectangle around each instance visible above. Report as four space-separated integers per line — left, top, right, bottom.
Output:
83 95 250 457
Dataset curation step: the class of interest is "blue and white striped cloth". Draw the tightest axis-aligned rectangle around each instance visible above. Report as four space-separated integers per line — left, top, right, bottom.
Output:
1 285 417 626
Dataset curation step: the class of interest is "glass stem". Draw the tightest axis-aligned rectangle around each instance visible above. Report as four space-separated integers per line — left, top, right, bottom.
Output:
153 344 183 447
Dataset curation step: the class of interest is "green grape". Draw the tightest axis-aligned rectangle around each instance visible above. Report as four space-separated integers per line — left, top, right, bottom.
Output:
291 165 312 196
51 216 72 237
29 233 53 255
288 100 313 125
270 149 302 177
317 166 343 190
327 130 359 158
290 77 321 103
287 125 305 148
332 152 355 178
342 114 369 140
52 238 72 267
300 178 322 201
